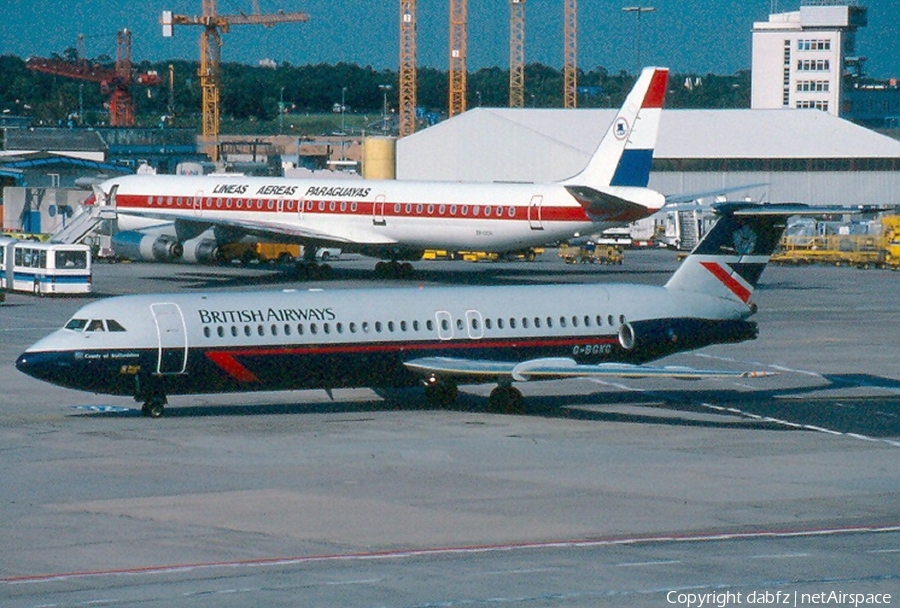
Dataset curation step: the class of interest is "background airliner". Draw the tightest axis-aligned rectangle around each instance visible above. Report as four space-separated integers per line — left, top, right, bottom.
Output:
88 67 669 277
17 203 820 418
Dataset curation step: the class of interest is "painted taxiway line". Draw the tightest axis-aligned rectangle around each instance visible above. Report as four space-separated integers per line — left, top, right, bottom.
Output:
4 524 900 585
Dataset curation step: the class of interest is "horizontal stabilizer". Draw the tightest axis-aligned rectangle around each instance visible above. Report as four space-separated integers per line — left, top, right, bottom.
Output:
404 356 776 382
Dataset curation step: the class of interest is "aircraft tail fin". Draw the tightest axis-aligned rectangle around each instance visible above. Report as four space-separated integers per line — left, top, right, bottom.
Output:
563 66 668 190
664 203 806 304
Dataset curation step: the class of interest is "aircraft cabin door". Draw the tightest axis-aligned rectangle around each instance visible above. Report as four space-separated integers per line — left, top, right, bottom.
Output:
435 310 453 341
465 310 484 340
527 195 544 230
193 190 204 217
151 302 188 375
373 194 387 226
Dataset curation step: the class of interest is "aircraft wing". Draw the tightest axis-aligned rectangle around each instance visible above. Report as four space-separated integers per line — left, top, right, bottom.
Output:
403 356 776 382
115 208 398 246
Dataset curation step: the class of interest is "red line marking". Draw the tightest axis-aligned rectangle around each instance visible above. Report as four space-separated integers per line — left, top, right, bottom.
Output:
5 523 898 584
206 351 260 382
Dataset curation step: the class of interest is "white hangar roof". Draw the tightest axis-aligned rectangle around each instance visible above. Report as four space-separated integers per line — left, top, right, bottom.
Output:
396 108 900 183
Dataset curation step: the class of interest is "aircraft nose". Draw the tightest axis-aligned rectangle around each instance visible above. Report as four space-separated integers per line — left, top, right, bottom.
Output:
15 351 58 382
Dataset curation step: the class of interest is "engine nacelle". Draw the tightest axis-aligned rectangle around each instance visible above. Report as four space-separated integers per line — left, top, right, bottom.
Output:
181 238 219 264
111 231 183 262
621 318 759 363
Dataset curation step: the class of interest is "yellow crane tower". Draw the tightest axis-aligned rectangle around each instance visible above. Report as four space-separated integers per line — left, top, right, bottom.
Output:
448 0 467 117
399 0 417 137
509 0 525 108
564 0 577 108
161 1 309 160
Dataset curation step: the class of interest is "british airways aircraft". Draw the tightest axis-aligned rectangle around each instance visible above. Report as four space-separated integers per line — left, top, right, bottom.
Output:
91 67 669 277
18 203 811 418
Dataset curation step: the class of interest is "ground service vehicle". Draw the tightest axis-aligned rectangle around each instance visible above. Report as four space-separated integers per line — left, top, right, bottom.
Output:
0 236 92 296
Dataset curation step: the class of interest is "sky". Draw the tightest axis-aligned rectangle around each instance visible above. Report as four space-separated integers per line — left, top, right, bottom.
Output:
1 0 899 78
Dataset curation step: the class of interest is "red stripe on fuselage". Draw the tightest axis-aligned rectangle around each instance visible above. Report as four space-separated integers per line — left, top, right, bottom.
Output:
700 261 751 303
113 194 593 224
641 69 669 109
204 336 618 382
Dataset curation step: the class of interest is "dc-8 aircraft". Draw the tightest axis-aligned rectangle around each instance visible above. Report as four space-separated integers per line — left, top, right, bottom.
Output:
92 67 669 276
19 203 815 418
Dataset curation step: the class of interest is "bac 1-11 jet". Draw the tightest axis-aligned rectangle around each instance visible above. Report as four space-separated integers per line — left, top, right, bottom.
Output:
18 203 827 417
91 67 669 277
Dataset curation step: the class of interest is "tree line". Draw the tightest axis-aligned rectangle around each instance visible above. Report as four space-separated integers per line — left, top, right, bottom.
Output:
0 53 750 131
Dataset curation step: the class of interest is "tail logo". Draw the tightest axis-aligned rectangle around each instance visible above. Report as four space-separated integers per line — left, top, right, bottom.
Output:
733 225 758 255
614 117 630 140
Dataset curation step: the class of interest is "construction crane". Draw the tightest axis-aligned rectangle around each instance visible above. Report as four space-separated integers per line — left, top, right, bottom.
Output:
161 1 309 160
564 0 577 108
509 0 525 108
25 30 160 127
447 0 468 118
398 0 417 137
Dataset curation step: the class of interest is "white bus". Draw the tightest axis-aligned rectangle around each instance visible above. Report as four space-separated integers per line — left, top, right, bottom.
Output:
0 237 92 296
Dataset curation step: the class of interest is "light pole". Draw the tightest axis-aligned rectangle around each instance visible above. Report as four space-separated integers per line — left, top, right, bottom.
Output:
378 84 392 134
340 86 347 134
622 6 655 75
279 86 285 134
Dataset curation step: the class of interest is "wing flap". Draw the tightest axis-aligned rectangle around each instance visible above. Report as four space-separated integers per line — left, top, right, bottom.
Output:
404 356 776 382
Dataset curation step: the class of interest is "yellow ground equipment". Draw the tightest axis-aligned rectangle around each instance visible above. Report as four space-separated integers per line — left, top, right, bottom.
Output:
558 243 624 265
771 216 900 270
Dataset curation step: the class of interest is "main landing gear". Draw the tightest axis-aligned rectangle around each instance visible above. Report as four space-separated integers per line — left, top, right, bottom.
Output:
140 395 166 418
423 377 526 414
374 260 415 279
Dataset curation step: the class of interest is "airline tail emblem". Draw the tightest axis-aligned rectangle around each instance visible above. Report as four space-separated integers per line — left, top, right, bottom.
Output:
564 66 669 190
665 204 794 304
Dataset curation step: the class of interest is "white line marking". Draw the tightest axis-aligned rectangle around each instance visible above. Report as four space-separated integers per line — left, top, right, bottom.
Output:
616 560 681 567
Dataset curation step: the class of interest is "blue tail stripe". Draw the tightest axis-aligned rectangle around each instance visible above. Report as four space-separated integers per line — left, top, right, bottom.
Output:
610 149 654 187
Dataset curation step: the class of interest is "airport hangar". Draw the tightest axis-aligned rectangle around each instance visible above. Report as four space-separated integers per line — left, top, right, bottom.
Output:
395 108 900 208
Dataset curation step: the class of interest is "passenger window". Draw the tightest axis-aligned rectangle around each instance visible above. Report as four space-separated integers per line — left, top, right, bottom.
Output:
522 318 529 329
596 315 603 326
363 322 370 333
608 315 614 326
584 315 591 327
350 322 357 333
336 323 343 333
258 325 265 336
297 323 304 335
547 317 553 328
231 326 238 337
388 321 395 332
375 322 383 333
560 317 567 327
400 320 407 331
534 317 541 328
284 324 292 336
426 320 434 331
245 325 252 336
310 323 318 334
413 320 420 331
498 318 504 329
203 327 211 338
509 318 516 329
271 324 278 336
324 323 330 334
572 316 579 327
485 318 492 330
217 326 224 337
456 319 463 330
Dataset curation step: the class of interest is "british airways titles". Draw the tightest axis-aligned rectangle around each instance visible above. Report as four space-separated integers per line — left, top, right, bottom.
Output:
210 183 372 199
199 307 337 324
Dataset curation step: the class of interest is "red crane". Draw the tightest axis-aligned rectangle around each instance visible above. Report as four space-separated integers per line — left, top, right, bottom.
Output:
25 29 160 127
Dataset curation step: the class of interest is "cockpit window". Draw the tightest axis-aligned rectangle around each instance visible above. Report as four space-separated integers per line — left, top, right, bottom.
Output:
65 318 88 331
86 320 105 332
106 319 127 332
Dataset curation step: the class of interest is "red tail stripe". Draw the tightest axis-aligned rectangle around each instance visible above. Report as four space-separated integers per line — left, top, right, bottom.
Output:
700 261 751 303
642 69 669 109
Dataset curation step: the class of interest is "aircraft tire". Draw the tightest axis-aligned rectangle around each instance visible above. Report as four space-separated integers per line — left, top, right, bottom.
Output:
141 399 166 418
488 386 524 415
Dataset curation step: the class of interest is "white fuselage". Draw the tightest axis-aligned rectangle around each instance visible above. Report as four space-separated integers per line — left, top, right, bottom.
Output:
100 174 663 255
